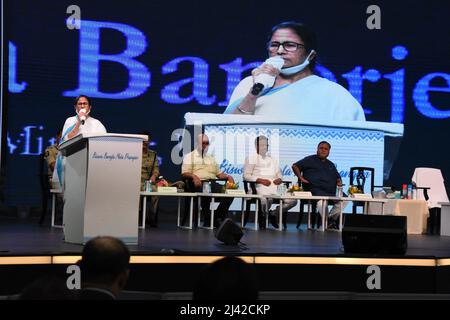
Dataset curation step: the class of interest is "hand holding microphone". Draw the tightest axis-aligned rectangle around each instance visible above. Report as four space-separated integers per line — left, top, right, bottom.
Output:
78 108 87 125
251 56 284 96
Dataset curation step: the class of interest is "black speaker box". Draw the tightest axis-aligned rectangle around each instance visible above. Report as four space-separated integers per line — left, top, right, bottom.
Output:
215 218 243 245
342 215 407 254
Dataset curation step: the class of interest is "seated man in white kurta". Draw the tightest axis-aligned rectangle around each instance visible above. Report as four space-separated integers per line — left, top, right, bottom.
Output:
243 136 297 229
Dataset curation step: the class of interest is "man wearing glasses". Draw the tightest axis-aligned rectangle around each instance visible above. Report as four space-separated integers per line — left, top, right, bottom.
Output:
182 134 235 227
224 21 365 122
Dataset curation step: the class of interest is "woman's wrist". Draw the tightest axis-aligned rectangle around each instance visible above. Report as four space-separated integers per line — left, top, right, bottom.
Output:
236 92 258 114
237 106 253 114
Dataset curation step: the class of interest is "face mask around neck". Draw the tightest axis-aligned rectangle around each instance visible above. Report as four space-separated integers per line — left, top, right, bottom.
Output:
76 108 90 118
279 50 315 76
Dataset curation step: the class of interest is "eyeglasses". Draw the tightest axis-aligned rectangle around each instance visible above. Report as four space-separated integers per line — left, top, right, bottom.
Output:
202 141 210 145
267 41 304 52
76 102 89 106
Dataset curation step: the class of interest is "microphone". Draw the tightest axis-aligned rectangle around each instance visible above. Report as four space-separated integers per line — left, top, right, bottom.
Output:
78 109 87 125
251 56 284 96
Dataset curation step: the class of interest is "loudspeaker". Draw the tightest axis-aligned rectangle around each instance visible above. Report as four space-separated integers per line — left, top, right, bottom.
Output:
342 215 407 254
215 218 243 245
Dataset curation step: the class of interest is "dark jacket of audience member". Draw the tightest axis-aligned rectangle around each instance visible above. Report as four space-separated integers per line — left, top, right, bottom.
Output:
19 275 77 300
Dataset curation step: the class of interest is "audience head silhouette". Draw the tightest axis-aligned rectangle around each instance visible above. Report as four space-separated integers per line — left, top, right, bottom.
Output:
78 236 130 299
193 256 258 300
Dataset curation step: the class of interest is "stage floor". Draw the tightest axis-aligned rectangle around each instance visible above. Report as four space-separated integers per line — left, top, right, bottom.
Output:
2 215 450 295
1 215 450 258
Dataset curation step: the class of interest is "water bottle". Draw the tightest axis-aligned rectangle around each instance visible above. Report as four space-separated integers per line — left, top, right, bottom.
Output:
145 180 151 192
401 184 408 199
277 184 286 196
202 181 211 193
337 185 343 197
407 184 413 200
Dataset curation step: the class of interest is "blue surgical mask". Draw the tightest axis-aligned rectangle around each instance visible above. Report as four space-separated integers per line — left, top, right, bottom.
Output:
280 50 316 76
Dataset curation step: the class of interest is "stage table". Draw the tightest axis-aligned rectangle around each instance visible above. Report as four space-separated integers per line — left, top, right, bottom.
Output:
196 193 263 230
266 195 342 232
140 191 197 230
50 188 63 228
440 202 450 236
382 199 429 234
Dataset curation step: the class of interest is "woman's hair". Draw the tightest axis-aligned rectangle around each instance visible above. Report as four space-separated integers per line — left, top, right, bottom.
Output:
269 21 317 69
74 95 92 107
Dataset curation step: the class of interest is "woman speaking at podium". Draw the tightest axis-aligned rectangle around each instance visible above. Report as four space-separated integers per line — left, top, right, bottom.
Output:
224 21 365 122
61 95 107 142
54 95 107 188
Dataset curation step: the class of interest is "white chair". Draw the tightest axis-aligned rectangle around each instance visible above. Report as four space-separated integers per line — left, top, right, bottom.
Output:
50 189 63 228
411 167 449 208
411 167 449 234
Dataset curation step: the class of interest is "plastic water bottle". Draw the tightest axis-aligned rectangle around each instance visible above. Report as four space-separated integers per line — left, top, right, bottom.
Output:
277 184 286 196
145 180 151 192
202 181 211 193
337 186 343 198
402 184 408 199
407 184 413 200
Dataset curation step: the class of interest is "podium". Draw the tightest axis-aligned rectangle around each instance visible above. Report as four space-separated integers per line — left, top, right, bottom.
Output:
59 133 146 244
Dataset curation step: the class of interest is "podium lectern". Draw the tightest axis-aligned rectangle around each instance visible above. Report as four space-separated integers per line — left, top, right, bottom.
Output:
59 133 146 244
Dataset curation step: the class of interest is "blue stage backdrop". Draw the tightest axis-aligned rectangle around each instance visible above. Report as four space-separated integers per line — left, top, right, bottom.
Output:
2 0 449 205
